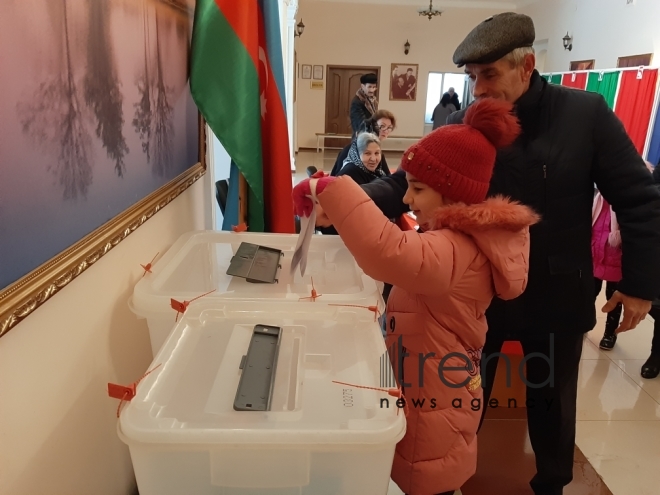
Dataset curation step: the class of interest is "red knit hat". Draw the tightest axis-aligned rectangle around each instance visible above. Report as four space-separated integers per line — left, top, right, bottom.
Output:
401 98 520 204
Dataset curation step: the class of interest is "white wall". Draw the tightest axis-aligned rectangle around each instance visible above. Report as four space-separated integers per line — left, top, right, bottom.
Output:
295 1 506 149
521 0 660 73
0 175 211 495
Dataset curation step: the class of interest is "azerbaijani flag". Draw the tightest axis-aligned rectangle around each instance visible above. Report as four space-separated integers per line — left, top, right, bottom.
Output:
190 0 294 233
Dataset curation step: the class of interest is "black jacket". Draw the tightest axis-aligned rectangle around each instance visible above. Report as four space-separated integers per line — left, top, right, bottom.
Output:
363 71 660 339
349 96 373 136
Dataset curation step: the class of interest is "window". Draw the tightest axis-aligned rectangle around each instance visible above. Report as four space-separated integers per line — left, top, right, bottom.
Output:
424 73 467 124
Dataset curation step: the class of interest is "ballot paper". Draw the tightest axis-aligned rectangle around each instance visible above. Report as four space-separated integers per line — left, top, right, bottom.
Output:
290 208 316 278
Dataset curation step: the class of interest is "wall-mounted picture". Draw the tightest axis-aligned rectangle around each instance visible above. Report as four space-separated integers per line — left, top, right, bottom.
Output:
617 53 653 68
313 65 324 80
0 0 203 331
301 64 312 79
390 63 419 101
569 59 595 71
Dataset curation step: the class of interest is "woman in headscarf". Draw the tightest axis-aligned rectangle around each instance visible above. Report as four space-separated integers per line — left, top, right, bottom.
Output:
337 132 389 185
331 110 396 176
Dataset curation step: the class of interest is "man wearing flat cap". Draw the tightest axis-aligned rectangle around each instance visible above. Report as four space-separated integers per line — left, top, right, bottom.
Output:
317 12 660 495
350 73 379 137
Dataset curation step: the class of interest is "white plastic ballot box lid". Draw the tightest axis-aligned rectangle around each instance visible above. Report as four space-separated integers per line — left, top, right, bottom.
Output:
130 231 385 317
118 299 406 446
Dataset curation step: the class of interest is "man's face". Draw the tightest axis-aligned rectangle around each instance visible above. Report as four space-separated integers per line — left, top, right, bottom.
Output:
397 77 404 88
362 83 377 97
464 54 535 103
448 88 455 96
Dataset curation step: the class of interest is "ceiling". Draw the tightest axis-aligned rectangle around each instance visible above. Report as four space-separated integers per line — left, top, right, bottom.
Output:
302 0 542 10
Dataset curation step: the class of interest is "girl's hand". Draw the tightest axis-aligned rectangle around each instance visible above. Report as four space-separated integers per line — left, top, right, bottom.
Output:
292 172 336 217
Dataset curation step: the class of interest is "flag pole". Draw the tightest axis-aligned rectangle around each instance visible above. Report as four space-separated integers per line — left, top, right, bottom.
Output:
238 172 248 227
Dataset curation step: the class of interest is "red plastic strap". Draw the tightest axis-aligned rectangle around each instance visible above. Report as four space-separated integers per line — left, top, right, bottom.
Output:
108 363 162 418
299 277 322 302
332 380 407 416
170 289 217 321
328 303 381 322
140 252 159 278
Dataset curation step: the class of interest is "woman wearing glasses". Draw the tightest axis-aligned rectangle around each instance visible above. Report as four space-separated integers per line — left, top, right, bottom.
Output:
330 110 396 177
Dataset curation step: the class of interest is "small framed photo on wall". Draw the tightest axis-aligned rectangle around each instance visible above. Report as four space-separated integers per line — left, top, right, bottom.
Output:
313 65 324 80
390 63 419 101
569 59 595 71
301 64 312 79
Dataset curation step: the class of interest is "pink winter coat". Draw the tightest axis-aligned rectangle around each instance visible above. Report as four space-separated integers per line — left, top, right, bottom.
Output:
317 177 539 495
592 193 622 282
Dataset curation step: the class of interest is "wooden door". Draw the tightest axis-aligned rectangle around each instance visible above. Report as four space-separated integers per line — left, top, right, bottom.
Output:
325 65 380 149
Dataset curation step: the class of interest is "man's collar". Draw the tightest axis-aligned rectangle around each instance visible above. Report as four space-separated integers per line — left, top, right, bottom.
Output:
515 70 544 116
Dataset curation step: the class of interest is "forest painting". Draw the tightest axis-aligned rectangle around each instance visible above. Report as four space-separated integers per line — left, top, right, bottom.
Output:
0 0 200 290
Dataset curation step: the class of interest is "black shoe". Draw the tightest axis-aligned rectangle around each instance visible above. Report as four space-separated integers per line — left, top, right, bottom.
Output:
599 331 617 350
641 353 660 379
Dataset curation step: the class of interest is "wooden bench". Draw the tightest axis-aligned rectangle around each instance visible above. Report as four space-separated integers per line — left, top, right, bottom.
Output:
315 133 422 153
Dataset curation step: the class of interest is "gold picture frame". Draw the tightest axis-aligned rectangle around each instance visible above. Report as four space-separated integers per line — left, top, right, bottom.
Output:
0 118 207 338
390 63 419 101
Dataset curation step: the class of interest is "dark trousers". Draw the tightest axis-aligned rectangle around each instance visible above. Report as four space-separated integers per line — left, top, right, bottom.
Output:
646 306 660 354
593 278 622 334
479 333 584 495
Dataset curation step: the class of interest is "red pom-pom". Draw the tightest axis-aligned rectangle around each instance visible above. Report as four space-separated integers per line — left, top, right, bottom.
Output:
464 98 520 149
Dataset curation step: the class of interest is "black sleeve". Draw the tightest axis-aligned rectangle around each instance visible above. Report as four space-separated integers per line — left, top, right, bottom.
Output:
349 98 371 134
381 154 391 176
330 144 351 176
361 169 409 218
592 97 660 300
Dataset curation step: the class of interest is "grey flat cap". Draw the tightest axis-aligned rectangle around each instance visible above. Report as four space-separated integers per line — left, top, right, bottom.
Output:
453 12 535 67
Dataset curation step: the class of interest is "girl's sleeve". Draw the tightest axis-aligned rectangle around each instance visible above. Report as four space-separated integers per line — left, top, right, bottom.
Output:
317 177 476 296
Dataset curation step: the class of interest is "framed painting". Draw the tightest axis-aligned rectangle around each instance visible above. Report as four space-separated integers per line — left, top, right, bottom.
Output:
617 53 653 68
0 0 206 337
390 63 419 101
569 59 595 71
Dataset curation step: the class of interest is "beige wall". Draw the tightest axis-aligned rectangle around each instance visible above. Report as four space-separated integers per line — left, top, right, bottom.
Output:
295 1 505 149
0 175 211 495
522 0 660 73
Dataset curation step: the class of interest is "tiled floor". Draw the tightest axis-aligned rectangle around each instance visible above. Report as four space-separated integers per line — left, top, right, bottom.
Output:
294 151 660 495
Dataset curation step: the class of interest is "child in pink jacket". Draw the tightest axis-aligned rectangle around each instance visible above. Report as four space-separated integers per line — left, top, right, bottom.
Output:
592 191 623 350
293 99 539 495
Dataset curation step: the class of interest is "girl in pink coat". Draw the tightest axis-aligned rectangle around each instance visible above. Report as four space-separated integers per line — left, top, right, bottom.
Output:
293 99 539 495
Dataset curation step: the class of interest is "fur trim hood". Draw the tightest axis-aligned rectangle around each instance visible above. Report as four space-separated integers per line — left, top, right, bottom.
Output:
429 196 540 233
428 196 540 300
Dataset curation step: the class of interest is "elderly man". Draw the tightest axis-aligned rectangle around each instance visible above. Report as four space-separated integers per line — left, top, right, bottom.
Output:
350 73 378 137
316 12 660 495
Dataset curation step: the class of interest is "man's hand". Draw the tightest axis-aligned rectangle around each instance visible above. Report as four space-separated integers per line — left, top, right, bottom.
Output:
601 291 651 334
315 204 333 228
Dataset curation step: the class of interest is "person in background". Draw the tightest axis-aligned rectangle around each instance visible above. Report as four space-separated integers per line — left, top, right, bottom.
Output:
431 93 458 130
350 73 378 137
602 160 660 379
331 110 396 177
336 132 388 185
405 68 417 99
293 99 538 495
447 87 461 111
592 188 623 350
392 75 408 100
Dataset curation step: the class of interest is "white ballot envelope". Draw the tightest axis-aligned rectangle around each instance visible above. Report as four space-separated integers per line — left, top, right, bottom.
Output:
290 207 316 277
